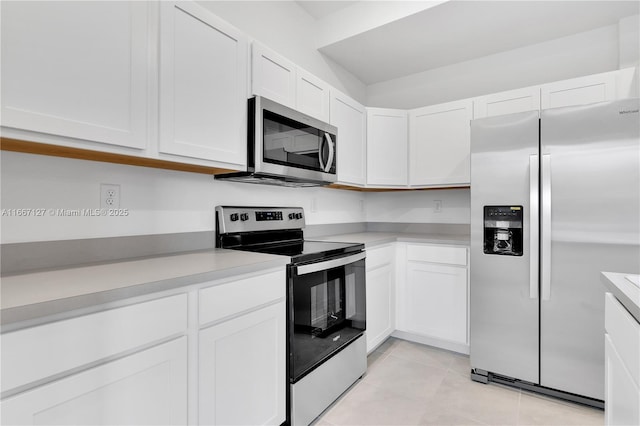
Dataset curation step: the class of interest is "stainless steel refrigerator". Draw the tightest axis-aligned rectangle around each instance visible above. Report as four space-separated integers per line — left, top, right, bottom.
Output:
469 98 640 405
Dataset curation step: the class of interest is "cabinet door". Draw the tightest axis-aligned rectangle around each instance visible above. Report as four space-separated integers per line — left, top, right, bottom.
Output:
330 90 367 186
296 68 331 122
541 71 616 109
159 1 247 166
404 262 467 344
409 99 472 186
1 1 148 150
366 261 395 353
366 108 408 187
1 337 188 425
251 42 296 108
605 335 640 426
474 86 541 119
199 302 285 426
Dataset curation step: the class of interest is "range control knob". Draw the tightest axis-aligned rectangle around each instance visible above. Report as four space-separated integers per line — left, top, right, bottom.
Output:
288 213 295 220
296 213 303 220
230 213 239 222
240 213 249 221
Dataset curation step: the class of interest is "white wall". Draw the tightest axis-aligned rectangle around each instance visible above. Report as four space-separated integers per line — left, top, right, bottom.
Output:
198 0 367 104
365 189 470 224
619 14 640 69
0 152 365 244
366 24 620 108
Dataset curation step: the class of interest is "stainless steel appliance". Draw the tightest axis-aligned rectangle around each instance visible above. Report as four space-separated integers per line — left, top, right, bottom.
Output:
470 98 640 406
215 206 366 425
215 96 337 187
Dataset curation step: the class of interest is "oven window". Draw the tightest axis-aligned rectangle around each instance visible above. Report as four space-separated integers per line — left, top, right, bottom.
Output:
263 110 335 173
290 257 365 382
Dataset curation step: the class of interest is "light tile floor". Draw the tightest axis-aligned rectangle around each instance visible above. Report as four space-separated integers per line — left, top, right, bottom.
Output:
314 338 604 426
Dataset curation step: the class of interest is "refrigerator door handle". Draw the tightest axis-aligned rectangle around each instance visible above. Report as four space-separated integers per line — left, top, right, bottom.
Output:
541 154 552 301
530 154 539 299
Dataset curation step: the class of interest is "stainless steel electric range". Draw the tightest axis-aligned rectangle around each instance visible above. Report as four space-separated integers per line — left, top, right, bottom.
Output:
215 206 367 426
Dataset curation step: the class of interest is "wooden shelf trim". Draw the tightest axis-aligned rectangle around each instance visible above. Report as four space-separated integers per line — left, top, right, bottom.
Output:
0 137 237 175
328 183 470 192
1 137 470 192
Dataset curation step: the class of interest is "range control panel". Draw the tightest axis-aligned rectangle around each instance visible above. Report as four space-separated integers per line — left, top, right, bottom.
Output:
216 206 305 233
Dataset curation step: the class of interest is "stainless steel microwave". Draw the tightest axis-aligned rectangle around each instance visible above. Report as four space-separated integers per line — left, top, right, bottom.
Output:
216 96 337 187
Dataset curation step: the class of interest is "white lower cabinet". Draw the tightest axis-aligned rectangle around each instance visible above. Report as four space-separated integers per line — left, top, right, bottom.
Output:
198 269 286 426
1 338 188 425
0 293 189 426
199 302 286 426
365 245 396 353
395 243 469 354
1 268 287 426
605 293 640 426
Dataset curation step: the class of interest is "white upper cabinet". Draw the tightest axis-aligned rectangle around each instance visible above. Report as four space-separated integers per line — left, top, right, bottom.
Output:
251 42 330 122
366 108 408 187
474 86 541 119
541 70 616 109
409 99 472 186
296 68 331 122
251 42 296 108
330 89 367 186
159 1 247 167
0 1 149 150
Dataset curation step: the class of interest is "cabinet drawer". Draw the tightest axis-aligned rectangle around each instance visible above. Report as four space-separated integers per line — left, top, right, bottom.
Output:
406 244 467 266
366 244 395 270
605 293 640 385
199 269 285 325
1 294 187 394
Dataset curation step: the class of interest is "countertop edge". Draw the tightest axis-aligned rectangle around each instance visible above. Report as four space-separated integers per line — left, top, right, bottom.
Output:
601 271 640 323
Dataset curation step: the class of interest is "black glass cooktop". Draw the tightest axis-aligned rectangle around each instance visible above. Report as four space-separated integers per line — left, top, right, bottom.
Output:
237 239 363 264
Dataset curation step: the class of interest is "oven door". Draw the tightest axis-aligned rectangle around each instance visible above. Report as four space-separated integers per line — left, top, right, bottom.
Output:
289 252 366 382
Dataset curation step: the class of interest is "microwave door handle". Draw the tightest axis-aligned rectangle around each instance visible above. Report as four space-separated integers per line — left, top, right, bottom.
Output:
318 134 327 171
295 252 365 276
324 133 335 172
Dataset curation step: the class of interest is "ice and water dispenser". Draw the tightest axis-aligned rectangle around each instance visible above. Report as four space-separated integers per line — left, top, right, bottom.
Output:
483 206 523 256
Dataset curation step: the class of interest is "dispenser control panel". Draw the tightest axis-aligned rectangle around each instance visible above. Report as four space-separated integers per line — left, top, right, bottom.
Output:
483 206 523 256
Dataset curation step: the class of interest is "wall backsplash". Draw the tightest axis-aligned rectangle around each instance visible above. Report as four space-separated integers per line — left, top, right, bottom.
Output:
365 188 470 224
0 151 472 244
0 151 365 243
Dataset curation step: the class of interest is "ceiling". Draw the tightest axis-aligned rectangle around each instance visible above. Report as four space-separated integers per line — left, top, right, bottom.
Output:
295 1 639 85
296 1 359 19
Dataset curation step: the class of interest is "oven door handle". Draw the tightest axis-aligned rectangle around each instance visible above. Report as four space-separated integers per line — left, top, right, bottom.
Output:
295 252 365 276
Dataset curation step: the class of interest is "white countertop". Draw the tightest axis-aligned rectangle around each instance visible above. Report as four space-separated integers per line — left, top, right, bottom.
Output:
1 231 467 330
1 249 289 328
601 271 640 323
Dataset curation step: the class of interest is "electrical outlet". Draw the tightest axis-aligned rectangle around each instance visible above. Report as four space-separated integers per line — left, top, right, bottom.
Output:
100 184 120 209
434 200 442 213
